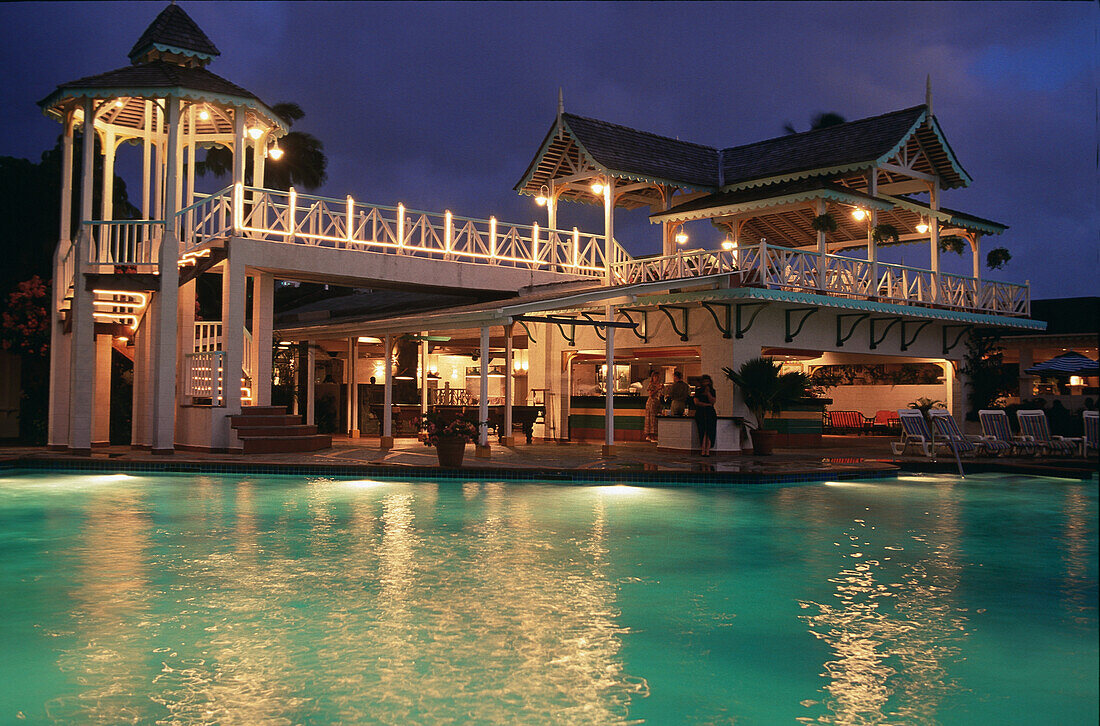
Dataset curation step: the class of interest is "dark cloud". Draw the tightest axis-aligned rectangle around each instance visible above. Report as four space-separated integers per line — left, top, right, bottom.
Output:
1 1 1095 297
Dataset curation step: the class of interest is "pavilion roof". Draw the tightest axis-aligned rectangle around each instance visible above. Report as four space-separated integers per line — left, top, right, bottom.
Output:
515 103 973 207
129 4 220 64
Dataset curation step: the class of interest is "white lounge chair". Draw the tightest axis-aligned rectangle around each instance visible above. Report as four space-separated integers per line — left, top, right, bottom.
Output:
1016 410 1079 456
979 409 1041 456
892 409 933 456
1082 410 1098 458
930 410 1010 457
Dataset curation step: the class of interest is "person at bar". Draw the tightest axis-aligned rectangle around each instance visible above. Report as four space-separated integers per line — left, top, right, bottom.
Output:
693 374 717 456
644 370 662 442
667 370 690 416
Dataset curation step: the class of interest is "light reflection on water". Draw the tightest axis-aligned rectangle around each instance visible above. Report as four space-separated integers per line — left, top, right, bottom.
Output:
0 472 1095 724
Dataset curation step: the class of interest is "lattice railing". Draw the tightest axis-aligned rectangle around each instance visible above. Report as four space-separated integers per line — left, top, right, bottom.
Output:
184 351 224 404
84 220 163 268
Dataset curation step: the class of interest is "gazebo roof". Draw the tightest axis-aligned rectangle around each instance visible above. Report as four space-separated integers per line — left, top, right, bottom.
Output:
128 4 220 65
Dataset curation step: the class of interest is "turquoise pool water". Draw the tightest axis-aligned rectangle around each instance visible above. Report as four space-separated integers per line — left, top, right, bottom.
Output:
0 471 1095 725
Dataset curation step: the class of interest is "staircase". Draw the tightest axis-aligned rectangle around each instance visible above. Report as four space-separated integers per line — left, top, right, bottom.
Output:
229 406 331 454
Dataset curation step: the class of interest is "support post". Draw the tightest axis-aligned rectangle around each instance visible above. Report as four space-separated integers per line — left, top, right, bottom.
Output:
867 169 878 295
304 339 315 426
348 336 359 437
971 233 982 292
477 325 490 457
251 273 274 406
603 306 616 456
381 334 393 449
232 107 247 187
221 256 245 423
419 337 429 416
100 129 115 227
48 112 74 449
929 178 941 302
503 322 515 446
91 333 111 445
603 177 615 285
815 198 827 291
151 96 181 454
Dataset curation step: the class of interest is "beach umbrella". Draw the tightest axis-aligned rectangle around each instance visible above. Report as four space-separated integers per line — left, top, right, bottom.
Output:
1025 351 1099 376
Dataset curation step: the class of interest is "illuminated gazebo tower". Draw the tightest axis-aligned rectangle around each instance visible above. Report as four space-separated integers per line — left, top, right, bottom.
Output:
40 4 287 453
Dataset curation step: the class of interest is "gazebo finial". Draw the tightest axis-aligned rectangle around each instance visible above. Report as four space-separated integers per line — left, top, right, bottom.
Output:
925 74 933 116
556 87 564 137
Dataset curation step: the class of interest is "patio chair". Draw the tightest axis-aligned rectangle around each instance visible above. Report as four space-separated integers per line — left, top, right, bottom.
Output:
828 410 869 435
892 409 933 456
871 409 900 434
1082 410 1098 458
1016 410 1080 456
930 410 1010 457
979 409 1042 456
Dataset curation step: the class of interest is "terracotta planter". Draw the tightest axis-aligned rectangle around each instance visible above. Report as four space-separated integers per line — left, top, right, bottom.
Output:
751 428 778 456
435 438 467 467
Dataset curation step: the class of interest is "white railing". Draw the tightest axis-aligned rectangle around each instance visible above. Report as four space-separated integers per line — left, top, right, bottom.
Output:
84 220 163 268
176 185 611 277
611 242 1030 316
193 321 222 352
243 327 253 380
184 351 224 404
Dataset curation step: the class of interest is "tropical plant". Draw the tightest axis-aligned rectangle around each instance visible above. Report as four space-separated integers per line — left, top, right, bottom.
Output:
939 235 966 255
871 223 900 245
783 112 847 135
810 213 838 233
960 332 1014 420
195 102 328 191
417 411 480 446
908 397 946 421
723 357 813 428
986 247 1012 270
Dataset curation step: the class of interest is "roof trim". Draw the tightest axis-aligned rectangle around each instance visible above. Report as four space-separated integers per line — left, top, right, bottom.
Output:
649 184 892 224
883 195 1007 235
718 162 876 193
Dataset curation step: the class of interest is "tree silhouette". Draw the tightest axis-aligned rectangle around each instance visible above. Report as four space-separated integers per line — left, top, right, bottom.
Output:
783 112 847 135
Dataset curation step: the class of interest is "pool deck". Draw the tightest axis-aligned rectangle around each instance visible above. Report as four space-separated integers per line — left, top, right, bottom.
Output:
1 435 1095 483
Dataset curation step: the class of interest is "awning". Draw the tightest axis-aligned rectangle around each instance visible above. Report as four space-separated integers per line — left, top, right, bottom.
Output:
1025 351 1099 376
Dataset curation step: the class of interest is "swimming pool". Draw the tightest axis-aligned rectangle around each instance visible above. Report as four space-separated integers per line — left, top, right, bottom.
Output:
0 470 1095 724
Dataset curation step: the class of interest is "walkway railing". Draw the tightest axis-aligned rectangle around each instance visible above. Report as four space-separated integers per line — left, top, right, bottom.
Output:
611 242 1030 316
177 184 612 277
184 351 224 404
84 220 164 268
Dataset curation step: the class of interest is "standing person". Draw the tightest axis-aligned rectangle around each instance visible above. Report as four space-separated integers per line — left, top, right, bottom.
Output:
693 374 718 456
667 370 690 416
644 370 662 442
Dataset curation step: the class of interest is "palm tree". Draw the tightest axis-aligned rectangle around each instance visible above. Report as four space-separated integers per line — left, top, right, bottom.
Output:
195 102 328 191
783 111 847 135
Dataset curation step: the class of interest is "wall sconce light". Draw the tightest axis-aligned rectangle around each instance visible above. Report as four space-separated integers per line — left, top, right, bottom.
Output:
267 142 284 160
248 127 264 140
722 240 735 250
535 184 549 207
675 232 689 244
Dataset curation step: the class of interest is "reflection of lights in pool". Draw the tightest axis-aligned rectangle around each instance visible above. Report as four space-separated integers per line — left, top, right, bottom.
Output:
341 479 388 488
897 475 944 483
598 485 645 495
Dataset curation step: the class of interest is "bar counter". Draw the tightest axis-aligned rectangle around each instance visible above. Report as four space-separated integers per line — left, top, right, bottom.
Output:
568 395 646 442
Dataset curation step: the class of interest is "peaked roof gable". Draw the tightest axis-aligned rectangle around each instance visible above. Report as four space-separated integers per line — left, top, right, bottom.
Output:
129 4 220 64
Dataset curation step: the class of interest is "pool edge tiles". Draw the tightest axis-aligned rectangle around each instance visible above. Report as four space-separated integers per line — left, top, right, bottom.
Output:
0 455 901 487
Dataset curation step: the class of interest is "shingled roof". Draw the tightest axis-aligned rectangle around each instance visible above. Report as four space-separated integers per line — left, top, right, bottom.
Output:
718 106 927 187
562 113 719 188
129 4 220 63
46 61 258 102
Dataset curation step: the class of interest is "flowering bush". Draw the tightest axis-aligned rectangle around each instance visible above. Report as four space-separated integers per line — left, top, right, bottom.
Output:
1 276 51 357
417 411 480 446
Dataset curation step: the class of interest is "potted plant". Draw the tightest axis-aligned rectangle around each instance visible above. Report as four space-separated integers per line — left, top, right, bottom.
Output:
811 213 838 233
418 411 480 467
871 223 900 245
723 357 813 455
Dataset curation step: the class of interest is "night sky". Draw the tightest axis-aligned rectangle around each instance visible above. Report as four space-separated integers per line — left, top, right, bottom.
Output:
2 1 1096 299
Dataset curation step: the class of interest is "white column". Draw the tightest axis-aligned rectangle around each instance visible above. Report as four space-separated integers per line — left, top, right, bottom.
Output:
971 234 982 284
100 129 115 226
48 113 75 449
131 315 151 448
142 101 152 219
547 182 557 230
867 169 878 294
232 107 247 187
91 333 112 445
251 273 274 406
304 340 315 426
382 334 393 448
503 322 514 446
347 337 359 436
603 306 616 455
603 177 615 284
186 108 196 207
419 337 429 415
478 325 490 453
929 178 941 302
67 97 98 453
252 135 266 189
221 257 245 417
151 96 182 453
815 198 827 291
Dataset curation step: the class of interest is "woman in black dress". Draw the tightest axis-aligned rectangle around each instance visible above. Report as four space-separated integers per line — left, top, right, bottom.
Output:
693 375 717 456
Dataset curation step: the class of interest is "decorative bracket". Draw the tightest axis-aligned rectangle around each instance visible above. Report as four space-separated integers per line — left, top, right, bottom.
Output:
942 325 971 356
735 302 768 339
836 313 870 347
701 302 733 339
618 308 649 342
553 319 576 346
899 320 932 351
516 319 536 344
579 312 607 342
869 317 902 350
784 307 819 343
658 305 690 342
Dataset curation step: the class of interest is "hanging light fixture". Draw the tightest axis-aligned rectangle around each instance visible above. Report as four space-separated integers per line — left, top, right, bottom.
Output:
198 107 210 121
248 126 264 140
675 232 689 244
915 220 929 234
267 142 284 160
722 240 735 250
851 208 867 221
535 184 549 207
590 180 605 195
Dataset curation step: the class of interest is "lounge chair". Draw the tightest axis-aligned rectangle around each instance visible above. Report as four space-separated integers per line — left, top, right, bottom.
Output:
829 410 869 435
979 409 1042 456
930 410 1010 457
1016 409 1079 456
1082 410 1098 458
892 409 933 456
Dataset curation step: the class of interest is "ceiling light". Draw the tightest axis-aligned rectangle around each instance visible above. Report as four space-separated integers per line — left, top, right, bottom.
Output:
198 108 210 121
851 209 866 221
114 100 124 108
590 182 604 195
915 222 929 234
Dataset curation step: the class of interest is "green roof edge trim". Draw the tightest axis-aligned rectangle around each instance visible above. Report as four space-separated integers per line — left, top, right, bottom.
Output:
649 186 893 224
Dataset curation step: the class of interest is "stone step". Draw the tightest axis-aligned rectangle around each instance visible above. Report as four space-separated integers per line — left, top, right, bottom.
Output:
240 434 332 454
237 405 290 416
235 424 318 437
229 414 302 428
